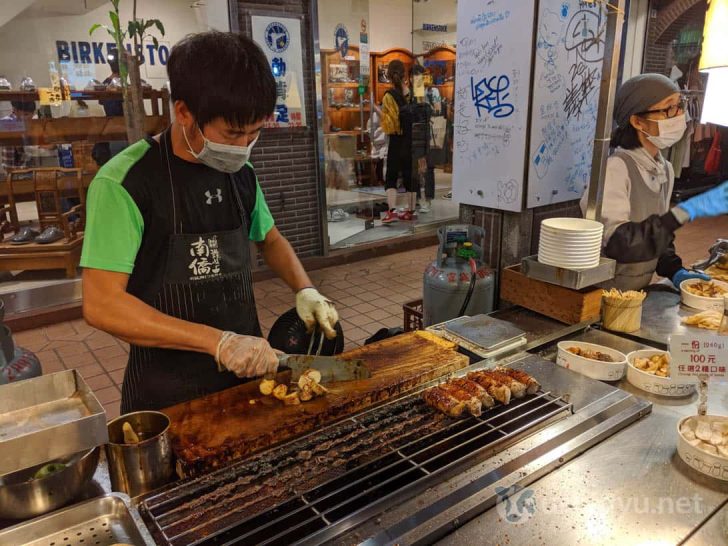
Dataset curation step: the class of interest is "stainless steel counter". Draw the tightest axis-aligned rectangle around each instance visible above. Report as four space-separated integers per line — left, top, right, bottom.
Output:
437 329 728 546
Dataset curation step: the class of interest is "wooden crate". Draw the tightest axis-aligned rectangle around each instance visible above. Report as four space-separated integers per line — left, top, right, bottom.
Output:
500 264 602 324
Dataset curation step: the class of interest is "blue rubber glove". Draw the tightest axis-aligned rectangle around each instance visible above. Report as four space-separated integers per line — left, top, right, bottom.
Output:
672 268 710 288
678 181 728 221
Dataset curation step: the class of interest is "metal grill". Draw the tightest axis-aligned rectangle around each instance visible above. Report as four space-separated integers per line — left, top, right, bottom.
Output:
142 389 572 546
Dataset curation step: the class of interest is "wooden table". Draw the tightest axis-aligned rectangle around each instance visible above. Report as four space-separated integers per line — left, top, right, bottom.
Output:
164 331 470 477
0 235 83 278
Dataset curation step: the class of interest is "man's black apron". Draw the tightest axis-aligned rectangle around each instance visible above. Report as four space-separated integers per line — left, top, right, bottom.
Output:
121 131 261 413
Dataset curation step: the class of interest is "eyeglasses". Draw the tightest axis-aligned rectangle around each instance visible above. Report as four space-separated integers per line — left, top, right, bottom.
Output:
637 99 687 120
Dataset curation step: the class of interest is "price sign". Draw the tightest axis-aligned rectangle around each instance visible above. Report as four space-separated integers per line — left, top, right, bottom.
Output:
670 334 728 381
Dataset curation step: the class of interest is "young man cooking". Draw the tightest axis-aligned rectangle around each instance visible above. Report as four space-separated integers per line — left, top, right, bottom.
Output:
81 32 338 413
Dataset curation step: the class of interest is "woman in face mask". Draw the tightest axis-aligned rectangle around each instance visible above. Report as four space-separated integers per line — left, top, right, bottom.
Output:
580 73 728 291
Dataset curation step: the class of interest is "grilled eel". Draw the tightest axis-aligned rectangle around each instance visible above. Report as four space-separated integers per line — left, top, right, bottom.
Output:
437 383 483 416
422 386 466 418
495 367 540 395
486 370 527 399
449 378 496 408
466 371 512 405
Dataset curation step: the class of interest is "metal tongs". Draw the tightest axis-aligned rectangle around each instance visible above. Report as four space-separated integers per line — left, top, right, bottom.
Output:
693 239 728 271
306 324 326 356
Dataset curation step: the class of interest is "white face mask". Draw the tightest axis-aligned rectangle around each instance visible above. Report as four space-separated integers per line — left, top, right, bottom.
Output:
640 113 687 150
183 125 258 173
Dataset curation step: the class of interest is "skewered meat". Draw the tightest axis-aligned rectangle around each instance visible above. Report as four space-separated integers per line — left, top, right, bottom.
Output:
422 386 466 418
466 371 511 405
424 369 540 418
449 378 496 408
495 367 540 395
486 370 527 399
438 383 482 416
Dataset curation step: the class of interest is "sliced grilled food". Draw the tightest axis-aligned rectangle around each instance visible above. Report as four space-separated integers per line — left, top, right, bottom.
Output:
449 378 496 408
466 371 511 405
494 367 540 395
422 386 466 418
423 369 540 418
438 383 482 417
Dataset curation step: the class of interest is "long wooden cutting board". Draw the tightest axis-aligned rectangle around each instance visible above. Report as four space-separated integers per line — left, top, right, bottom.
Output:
163 331 469 477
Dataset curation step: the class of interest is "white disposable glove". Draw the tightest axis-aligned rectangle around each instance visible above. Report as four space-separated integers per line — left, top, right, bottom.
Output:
296 287 339 339
215 332 278 378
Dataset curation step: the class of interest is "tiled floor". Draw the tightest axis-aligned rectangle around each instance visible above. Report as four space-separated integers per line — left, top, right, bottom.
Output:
10 214 727 419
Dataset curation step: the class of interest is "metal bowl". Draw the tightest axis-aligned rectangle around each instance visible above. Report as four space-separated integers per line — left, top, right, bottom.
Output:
0 446 99 519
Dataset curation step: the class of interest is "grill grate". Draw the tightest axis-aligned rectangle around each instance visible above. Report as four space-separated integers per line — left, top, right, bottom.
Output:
142 389 571 546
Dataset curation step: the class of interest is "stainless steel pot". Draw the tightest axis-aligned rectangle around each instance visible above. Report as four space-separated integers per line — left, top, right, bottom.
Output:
0 446 99 519
105 411 174 498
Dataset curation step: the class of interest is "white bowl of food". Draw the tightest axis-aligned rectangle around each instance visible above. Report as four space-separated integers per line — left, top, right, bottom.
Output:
556 341 627 381
626 349 696 397
680 279 728 311
677 415 728 481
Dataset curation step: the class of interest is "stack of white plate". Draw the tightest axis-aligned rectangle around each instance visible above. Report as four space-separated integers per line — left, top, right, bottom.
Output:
538 218 604 270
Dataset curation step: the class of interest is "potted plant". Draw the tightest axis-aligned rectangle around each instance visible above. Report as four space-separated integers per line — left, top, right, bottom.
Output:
90 0 165 142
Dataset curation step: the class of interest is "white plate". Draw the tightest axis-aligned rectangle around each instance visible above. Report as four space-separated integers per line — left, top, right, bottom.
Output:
626 350 696 397
677 415 728 481
540 227 604 238
680 279 728 311
538 237 602 248
541 218 604 233
539 235 603 246
538 254 601 265
538 244 601 256
556 341 627 381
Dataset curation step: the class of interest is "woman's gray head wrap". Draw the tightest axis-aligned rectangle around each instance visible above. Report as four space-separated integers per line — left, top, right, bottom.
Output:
613 73 680 128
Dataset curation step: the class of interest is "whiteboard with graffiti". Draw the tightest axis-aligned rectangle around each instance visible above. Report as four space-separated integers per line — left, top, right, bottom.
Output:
452 0 535 212
526 0 606 208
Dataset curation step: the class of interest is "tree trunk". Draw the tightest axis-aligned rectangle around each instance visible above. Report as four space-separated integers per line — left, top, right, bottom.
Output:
123 50 145 143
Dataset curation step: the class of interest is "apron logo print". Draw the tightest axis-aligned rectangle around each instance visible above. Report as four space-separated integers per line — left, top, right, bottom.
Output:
189 236 221 279
205 188 223 205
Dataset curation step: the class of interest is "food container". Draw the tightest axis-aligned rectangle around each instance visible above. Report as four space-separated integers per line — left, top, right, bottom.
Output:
556 341 627 381
0 370 108 475
626 350 696 397
0 493 155 545
0 447 99 520
677 415 728 481
602 293 645 333
680 278 728 311
105 411 174 498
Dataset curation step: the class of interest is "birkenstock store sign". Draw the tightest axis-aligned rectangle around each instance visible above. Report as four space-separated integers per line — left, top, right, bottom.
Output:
55 40 170 67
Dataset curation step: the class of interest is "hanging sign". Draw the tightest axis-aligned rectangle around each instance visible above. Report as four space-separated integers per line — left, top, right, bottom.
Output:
251 15 307 128
360 18 370 77
335 23 350 58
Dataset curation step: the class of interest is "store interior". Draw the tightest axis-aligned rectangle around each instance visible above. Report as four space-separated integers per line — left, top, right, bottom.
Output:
317 0 461 249
0 0 227 315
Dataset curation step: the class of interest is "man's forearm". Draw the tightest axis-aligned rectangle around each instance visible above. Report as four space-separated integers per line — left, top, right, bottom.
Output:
84 287 221 356
261 234 312 293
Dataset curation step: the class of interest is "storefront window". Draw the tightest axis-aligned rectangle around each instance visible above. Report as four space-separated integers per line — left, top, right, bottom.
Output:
317 0 459 250
0 0 228 314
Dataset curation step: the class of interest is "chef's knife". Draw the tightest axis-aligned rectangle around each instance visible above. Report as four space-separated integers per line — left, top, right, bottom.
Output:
277 354 370 383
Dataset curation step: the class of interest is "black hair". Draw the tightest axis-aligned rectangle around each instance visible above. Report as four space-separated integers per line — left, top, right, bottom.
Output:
11 100 35 113
387 59 406 95
167 31 276 128
611 123 642 150
108 54 120 74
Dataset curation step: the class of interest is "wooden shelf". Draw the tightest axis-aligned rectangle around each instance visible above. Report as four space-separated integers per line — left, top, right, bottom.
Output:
431 82 455 87
328 82 359 88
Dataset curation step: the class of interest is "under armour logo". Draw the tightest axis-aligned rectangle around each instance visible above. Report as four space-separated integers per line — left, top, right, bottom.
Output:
205 188 223 205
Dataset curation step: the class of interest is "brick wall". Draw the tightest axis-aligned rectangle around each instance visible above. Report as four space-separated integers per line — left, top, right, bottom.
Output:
235 0 323 259
643 0 706 74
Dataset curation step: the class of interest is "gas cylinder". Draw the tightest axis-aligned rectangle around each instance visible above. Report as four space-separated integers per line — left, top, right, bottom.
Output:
423 225 495 327
0 300 41 384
